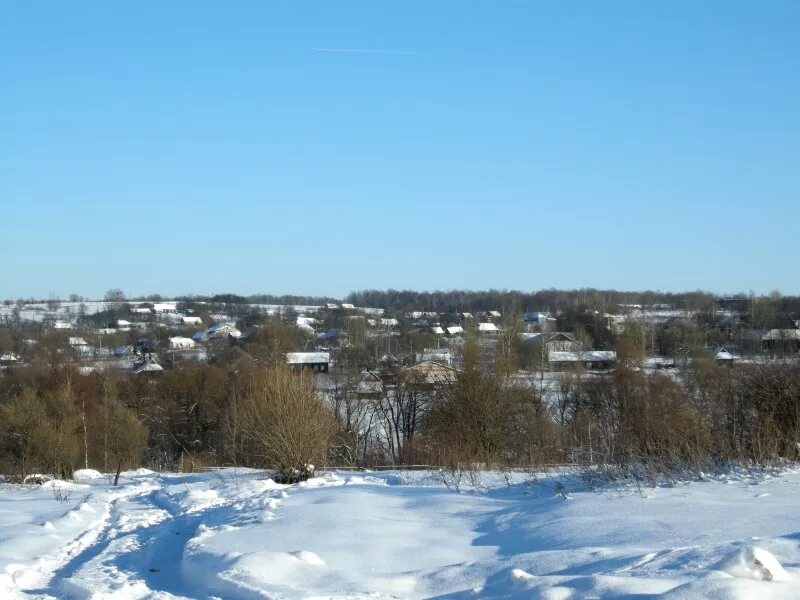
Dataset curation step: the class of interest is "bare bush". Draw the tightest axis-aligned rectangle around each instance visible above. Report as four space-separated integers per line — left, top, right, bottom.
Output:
238 366 337 482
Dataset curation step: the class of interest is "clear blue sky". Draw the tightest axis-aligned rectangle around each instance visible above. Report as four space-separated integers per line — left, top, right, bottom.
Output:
2 1 798 299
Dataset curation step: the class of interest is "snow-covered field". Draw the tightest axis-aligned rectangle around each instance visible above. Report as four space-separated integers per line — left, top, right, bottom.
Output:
2 468 800 599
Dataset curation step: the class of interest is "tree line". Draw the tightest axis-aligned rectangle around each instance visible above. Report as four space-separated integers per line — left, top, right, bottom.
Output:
2 330 800 484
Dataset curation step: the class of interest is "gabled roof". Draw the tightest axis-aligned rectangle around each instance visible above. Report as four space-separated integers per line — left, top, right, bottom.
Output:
714 348 735 361
134 359 164 373
356 370 385 394
478 322 499 332
521 332 577 344
401 360 459 385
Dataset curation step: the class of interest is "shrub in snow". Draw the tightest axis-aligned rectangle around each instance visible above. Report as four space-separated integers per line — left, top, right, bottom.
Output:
237 366 337 483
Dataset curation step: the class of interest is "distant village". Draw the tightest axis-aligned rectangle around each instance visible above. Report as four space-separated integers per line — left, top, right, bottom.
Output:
2 289 800 471
2 292 799 388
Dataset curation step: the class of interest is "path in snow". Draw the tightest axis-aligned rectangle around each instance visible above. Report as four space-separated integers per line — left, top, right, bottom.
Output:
2 468 800 599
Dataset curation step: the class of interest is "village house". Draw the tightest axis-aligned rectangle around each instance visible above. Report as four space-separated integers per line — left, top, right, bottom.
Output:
169 336 196 350
417 348 453 365
354 370 385 399
286 351 330 373
297 316 320 327
521 332 581 353
549 350 617 371
400 360 459 387
68 337 94 357
192 323 242 342
133 356 164 374
761 329 800 353
153 302 178 314
713 346 737 366
0 352 20 366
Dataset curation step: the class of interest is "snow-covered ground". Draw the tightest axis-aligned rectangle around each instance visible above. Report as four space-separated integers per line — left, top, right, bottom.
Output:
2 467 800 599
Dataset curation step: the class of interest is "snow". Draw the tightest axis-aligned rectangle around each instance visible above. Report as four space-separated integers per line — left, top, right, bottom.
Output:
71 470 103 483
286 351 330 365
1 468 800 598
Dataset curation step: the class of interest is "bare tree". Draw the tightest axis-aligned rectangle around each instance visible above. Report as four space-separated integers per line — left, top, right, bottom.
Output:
106 400 148 485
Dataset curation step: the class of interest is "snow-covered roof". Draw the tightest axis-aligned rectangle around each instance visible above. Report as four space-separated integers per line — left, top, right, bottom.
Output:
402 360 458 385
431 326 444 335
153 302 178 312
341 303 356 310
206 323 242 338
762 329 800 341
0 352 20 362
117 319 132 327
446 326 464 335
169 336 196 349
478 322 499 332
68 337 89 346
297 316 320 327
488 310 502 318
549 351 617 363
53 321 73 329
286 352 330 365
134 360 164 373
181 316 203 325
380 318 399 327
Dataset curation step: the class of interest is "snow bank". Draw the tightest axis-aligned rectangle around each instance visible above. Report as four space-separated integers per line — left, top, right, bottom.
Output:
72 469 103 483
717 545 792 582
